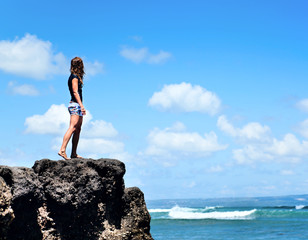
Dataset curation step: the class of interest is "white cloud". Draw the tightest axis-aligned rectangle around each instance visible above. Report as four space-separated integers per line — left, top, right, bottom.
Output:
149 82 221 115
120 46 171 64
24 104 69 135
219 116 308 164
232 145 274 164
84 60 104 76
217 115 271 142
147 50 172 64
267 133 308 157
0 34 104 79
120 47 148 63
145 122 227 158
8 81 39 96
233 134 308 164
296 99 308 112
82 120 118 138
0 34 68 79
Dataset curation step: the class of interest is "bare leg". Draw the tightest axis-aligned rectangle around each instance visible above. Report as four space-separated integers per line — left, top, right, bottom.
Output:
58 115 80 160
71 116 83 158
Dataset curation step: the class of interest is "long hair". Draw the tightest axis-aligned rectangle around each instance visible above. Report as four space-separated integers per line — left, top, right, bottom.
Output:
70 57 85 84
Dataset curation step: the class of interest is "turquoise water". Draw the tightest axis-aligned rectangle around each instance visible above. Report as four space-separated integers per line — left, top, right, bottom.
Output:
147 195 308 240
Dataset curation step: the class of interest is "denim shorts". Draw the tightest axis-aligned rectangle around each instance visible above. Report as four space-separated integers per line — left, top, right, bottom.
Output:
68 102 83 116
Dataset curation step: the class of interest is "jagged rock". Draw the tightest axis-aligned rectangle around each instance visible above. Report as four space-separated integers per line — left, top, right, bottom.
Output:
0 158 153 240
0 177 14 237
101 187 152 240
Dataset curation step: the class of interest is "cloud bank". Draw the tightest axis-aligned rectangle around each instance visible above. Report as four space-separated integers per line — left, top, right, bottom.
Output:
217 115 308 164
149 82 221 115
0 34 67 79
217 115 271 142
0 34 103 79
144 122 227 159
25 104 70 135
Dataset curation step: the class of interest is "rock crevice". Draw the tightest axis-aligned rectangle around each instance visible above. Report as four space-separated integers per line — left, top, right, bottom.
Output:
0 158 153 240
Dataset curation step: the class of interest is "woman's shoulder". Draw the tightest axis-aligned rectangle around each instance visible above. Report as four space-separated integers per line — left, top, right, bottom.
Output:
69 73 80 81
70 73 78 78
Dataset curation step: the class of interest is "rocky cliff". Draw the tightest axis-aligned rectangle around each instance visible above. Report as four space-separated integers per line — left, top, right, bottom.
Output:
0 158 153 240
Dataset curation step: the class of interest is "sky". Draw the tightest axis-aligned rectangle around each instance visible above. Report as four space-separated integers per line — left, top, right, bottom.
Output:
1 0 308 200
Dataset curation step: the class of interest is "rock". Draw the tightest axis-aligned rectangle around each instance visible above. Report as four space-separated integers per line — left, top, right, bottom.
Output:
0 177 14 237
0 158 153 240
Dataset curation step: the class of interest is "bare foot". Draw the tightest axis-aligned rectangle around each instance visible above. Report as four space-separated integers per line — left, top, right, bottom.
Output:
70 154 83 159
58 151 70 160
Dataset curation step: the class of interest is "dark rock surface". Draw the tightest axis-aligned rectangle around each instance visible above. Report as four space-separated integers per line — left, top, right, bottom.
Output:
0 158 153 240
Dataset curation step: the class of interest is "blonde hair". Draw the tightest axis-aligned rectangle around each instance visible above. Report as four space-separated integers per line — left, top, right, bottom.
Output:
70 57 85 84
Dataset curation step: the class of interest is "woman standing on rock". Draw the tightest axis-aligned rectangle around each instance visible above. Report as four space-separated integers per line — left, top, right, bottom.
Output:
58 57 86 160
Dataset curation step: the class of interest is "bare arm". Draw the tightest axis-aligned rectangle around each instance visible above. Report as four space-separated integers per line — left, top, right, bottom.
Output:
72 78 86 115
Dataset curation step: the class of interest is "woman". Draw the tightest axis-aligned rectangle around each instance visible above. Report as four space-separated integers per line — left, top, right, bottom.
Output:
58 57 86 160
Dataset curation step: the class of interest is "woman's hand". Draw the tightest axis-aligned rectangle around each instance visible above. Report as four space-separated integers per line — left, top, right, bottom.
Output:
81 107 86 115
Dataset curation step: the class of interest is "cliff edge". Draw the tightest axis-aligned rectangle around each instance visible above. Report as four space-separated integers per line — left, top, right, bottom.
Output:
0 158 153 240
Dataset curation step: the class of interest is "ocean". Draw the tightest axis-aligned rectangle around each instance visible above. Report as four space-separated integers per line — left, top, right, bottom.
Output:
147 195 308 240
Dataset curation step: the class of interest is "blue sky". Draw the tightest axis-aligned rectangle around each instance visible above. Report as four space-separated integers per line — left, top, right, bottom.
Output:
1 0 308 200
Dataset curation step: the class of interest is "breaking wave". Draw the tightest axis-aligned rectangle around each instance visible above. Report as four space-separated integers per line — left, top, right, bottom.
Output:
149 205 256 220
149 205 308 220
169 206 256 220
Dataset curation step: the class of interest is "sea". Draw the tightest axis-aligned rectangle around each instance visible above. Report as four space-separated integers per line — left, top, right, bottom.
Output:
146 194 308 240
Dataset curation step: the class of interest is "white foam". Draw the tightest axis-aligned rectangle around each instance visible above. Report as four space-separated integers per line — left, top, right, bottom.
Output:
204 206 216 211
149 205 221 213
295 205 305 210
169 206 256 220
172 206 195 212
148 208 171 213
